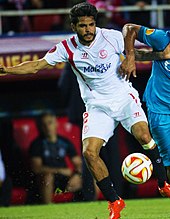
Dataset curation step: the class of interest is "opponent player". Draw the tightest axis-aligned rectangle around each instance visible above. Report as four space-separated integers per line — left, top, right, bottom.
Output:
120 23 170 188
0 3 170 218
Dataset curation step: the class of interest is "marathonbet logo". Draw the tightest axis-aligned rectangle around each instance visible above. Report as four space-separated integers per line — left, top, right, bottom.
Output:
81 52 88 59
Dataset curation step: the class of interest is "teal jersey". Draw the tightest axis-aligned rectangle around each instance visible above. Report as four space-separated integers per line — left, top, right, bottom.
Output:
138 27 170 114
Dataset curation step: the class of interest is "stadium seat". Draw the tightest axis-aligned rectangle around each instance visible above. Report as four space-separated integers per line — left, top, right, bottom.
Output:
10 187 27 205
11 117 81 205
57 117 81 155
52 192 74 203
12 118 39 155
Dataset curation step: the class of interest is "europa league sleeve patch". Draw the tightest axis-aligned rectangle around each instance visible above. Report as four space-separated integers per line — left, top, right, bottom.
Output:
48 46 57 53
145 29 155 35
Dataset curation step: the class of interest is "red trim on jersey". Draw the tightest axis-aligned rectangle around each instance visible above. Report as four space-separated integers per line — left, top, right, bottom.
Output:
62 40 92 91
129 93 138 103
70 36 77 48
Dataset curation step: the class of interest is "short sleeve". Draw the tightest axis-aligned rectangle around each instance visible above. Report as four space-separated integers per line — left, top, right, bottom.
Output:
29 139 42 158
44 41 68 66
112 30 124 53
138 26 170 51
101 28 124 53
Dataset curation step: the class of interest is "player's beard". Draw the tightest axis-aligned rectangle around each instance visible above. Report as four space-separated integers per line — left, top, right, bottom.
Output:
77 32 96 45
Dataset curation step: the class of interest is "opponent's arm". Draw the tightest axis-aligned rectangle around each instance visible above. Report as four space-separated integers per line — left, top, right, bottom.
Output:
119 23 140 80
0 58 50 75
135 43 170 61
120 24 170 80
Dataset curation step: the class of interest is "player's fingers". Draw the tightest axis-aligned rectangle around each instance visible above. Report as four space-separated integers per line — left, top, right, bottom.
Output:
125 72 131 81
121 70 126 79
118 66 125 77
132 70 137 78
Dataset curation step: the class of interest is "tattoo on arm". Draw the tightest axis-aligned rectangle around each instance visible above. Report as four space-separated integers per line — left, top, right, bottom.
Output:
135 49 165 61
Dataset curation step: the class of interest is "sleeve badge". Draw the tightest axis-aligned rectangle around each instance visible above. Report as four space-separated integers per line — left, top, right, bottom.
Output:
145 29 155 35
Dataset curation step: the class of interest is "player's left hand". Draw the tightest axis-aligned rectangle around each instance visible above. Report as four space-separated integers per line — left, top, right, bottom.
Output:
118 56 136 81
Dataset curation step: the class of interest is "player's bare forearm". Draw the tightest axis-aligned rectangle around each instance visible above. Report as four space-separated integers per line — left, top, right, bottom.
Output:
0 58 50 75
135 47 170 61
122 23 140 58
119 24 141 80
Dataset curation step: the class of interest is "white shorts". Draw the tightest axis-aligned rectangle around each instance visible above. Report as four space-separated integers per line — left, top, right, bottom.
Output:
82 90 148 144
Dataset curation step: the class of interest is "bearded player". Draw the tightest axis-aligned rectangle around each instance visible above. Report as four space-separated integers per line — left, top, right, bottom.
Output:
0 3 170 219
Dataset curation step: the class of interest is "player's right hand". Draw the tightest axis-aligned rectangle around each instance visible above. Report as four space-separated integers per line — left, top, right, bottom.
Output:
119 56 136 81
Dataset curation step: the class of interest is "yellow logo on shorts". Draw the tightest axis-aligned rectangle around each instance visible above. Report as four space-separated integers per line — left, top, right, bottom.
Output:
146 29 155 35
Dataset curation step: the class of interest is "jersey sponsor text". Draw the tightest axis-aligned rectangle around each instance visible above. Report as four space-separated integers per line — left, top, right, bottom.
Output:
84 63 111 73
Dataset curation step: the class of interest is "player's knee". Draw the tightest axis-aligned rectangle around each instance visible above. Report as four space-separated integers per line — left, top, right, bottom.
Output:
138 132 151 145
132 122 152 145
133 129 151 145
82 141 99 163
82 138 103 163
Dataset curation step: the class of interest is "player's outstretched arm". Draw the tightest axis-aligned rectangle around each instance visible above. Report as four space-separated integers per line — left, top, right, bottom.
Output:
0 58 51 75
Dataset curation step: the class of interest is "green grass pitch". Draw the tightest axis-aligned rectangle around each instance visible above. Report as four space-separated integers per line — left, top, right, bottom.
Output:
0 198 170 219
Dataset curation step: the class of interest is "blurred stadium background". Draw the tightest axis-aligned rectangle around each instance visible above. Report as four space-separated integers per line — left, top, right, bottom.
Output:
0 0 170 207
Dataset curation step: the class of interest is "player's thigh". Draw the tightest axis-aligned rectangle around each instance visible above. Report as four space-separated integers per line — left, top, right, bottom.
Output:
82 109 118 147
121 98 149 142
148 112 170 166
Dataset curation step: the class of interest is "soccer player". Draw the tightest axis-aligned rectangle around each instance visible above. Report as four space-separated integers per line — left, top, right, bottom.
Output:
119 23 170 188
0 3 170 218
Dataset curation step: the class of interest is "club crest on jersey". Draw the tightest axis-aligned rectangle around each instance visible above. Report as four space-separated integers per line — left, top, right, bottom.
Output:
81 52 88 59
146 29 155 35
99 49 108 59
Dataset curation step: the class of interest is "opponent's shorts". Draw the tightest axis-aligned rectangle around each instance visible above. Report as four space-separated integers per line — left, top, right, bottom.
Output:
148 110 170 167
82 91 147 144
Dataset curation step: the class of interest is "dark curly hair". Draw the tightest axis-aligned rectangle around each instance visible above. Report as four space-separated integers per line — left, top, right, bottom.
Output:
70 2 98 24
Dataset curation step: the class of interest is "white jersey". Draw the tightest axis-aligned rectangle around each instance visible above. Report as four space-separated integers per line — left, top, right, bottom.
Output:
44 27 136 104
